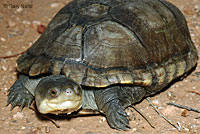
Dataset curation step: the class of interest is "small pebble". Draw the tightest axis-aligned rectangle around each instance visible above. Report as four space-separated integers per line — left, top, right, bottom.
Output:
50 3 59 8
13 112 24 119
192 86 196 89
132 128 137 132
32 20 41 25
181 109 188 117
152 99 159 105
1 37 6 42
6 50 13 55
23 20 31 25
45 126 50 133
167 91 176 100
1 66 7 71
99 117 106 123
21 126 26 130
190 124 197 128
1 117 6 121
126 108 135 121
102 117 106 122
37 24 46 34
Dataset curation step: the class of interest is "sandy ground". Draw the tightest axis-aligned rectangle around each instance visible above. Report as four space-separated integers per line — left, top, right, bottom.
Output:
0 0 200 134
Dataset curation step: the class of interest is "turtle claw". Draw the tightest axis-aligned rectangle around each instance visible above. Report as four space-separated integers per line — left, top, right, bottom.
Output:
7 95 15 106
7 78 34 110
20 99 26 111
27 99 32 109
106 102 130 130
10 103 17 111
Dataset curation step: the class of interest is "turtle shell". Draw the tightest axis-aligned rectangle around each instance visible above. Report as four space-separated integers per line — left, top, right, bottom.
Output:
17 0 198 88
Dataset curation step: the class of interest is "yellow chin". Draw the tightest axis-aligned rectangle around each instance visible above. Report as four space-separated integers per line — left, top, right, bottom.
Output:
37 99 82 115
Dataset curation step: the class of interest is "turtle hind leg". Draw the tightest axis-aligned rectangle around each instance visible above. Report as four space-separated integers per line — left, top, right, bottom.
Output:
94 86 130 130
7 75 37 110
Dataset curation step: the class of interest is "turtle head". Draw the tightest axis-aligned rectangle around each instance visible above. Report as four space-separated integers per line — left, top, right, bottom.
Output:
35 75 82 115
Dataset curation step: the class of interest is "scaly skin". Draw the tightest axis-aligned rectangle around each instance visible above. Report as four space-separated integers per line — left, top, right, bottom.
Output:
8 75 149 130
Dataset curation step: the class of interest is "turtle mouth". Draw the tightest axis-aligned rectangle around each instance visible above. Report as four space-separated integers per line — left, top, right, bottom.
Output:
37 100 82 115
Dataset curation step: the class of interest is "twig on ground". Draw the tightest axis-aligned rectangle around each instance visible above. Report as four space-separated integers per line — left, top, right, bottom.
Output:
146 97 181 131
0 51 25 59
188 90 200 96
131 106 155 128
29 106 60 128
167 103 200 113
195 116 200 119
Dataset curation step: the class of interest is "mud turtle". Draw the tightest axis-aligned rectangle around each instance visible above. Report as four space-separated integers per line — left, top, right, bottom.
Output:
8 0 198 130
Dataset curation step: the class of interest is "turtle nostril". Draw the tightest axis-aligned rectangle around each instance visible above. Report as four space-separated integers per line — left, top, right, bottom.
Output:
66 89 73 96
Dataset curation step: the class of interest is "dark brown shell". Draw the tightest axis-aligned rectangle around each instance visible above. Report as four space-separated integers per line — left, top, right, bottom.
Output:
17 0 198 87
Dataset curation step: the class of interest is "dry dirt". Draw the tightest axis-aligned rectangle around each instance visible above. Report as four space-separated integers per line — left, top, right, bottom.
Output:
0 0 200 134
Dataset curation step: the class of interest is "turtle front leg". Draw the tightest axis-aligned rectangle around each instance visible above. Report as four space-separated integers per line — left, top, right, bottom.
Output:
7 75 40 110
94 86 130 130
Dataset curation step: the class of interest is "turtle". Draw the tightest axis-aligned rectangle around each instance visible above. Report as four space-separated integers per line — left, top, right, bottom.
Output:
7 0 198 130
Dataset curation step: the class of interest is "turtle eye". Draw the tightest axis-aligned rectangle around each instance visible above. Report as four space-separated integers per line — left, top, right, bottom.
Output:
66 88 73 96
50 88 59 98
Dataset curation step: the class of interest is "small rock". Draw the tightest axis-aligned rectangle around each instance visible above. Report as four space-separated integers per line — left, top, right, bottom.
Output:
3 87 8 91
31 127 41 134
1 117 6 121
8 21 16 27
37 24 46 34
21 126 26 130
132 128 137 132
192 86 196 89
1 37 6 42
99 117 106 123
50 3 59 8
102 117 106 122
181 109 188 117
13 112 24 119
32 20 41 25
167 91 176 100
190 124 197 128
23 20 31 25
45 126 50 133
0 16 3 20
126 108 135 121
152 99 160 105
1 66 7 71
6 50 13 55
